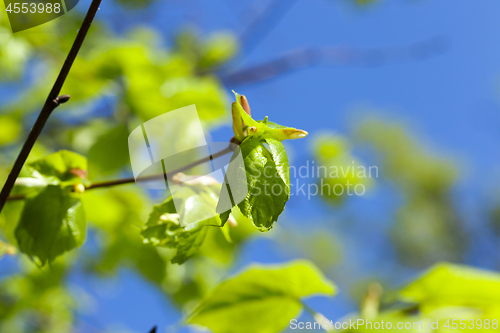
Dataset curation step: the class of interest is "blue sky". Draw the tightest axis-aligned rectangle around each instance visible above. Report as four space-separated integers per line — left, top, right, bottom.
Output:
83 0 500 331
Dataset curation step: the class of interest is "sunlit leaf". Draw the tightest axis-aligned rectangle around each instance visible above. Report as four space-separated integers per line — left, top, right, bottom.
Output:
188 260 336 333
142 185 223 264
235 137 289 231
231 92 308 142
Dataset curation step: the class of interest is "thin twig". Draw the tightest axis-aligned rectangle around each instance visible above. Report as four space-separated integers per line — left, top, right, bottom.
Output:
7 145 234 201
0 0 103 213
88 145 233 190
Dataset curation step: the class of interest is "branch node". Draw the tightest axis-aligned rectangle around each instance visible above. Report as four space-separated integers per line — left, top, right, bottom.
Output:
56 95 71 104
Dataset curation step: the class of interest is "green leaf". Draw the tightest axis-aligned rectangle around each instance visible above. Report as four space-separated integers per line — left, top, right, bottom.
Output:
265 138 290 190
399 263 500 312
26 150 88 186
221 93 305 230
15 185 86 266
142 185 222 264
237 137 289 231
188 260 336 333
354 0 376 5
221 92 306 230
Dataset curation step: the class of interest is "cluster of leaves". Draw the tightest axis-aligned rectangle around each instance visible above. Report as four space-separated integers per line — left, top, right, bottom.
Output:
141 185 224 265
141 92 308 263
3 92 307 269
0 262 77 332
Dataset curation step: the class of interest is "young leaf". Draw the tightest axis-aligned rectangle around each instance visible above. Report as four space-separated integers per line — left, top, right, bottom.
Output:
222 93 306 230
231 91 308 142
187 260 336 333
15 185 86 266
142 186 222 264
236 137 289 231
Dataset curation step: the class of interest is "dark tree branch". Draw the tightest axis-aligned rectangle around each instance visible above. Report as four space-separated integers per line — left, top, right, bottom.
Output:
221 36 449 86
0 0 102 213
7 145 234 201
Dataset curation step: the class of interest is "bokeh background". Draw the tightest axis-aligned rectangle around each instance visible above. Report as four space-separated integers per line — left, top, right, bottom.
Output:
1 0 500 332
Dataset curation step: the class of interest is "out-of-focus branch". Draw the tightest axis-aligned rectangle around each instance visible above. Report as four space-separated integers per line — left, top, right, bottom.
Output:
239 0 299 55
221 36 449 86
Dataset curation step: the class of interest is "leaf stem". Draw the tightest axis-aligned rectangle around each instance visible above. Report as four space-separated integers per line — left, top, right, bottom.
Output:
6 145 234 201
299 300 334 333
0 0 103 213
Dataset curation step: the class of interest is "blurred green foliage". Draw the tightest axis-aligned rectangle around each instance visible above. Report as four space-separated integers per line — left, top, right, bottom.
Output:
0 261 77 332
188 260 336 333
314 134 373 205
342 263 500 333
